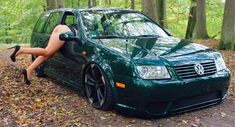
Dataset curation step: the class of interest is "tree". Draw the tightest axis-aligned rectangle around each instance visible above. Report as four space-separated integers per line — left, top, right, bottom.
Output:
78 0 80 7
185 0 209 39
105 0 111 5
142 0 158 23
88 0 96 8
142 0 166 27
46 0 57 11
220 0 235 50
156 0 166 27
125 0 128 8
57 0 64 8
45 0 64 10
131 0 135 10
185 0 196 39
194 0 209 39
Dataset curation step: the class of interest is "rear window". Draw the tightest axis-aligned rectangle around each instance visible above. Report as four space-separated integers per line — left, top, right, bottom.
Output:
65 14 77 26
34 13 50 33
44 12 62 34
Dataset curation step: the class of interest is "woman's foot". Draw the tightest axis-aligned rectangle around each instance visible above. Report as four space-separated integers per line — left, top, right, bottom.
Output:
8 45 21 62
22 69 31 85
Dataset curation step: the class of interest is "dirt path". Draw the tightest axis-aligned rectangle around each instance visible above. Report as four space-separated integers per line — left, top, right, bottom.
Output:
0 42 234 127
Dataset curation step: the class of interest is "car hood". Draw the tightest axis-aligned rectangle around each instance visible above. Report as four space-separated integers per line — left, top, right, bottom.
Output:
93 36 211 60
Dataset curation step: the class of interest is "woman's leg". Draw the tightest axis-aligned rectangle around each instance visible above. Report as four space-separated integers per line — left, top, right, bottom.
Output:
21 25 71 79
16 25 71 57
26 56 49 78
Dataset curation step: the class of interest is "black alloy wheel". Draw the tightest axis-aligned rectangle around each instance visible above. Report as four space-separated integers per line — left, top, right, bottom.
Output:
84 64 114 110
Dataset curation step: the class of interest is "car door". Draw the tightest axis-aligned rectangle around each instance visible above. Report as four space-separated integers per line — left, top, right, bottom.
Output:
53 11 85 89
41 11 64 77
31 12 50 48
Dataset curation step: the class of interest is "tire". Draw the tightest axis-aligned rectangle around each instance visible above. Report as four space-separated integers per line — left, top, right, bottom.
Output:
32 55 45 77
84 63 114 110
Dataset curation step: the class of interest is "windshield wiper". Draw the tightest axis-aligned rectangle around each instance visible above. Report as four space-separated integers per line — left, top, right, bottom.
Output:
130 35 160 38
92 35 123 39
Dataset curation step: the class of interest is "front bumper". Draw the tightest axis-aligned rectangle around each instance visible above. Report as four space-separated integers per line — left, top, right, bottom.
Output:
113 70 230 117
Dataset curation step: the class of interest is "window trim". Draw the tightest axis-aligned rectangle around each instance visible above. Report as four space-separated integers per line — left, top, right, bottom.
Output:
33 12 50 33
43 11 63 34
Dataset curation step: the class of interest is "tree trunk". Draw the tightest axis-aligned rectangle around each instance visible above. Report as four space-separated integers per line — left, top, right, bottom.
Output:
78 0 80 7
105 0 111 4
71 0 74 8
92 0 96 7
57 0 64 8
131 0 135 10
185 0 196 39
142 0 158 23
46 0 57 11
88 0 96 7
193 0 209 39
125 0 128 8
156 0 166 27
108 0 111 4
88 0 91 7
220 0 235 50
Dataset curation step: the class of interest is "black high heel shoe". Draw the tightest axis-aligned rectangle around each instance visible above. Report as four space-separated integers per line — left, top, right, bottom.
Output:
22 69 31 85
8 45 21 62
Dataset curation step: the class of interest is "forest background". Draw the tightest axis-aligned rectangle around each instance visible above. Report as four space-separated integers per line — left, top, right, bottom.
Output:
0 0 225 45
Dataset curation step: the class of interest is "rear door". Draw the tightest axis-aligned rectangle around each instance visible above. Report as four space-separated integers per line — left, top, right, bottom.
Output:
31 12 50 48
40 11 64 76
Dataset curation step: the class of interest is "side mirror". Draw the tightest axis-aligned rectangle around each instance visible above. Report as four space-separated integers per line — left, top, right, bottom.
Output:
59 32 80 42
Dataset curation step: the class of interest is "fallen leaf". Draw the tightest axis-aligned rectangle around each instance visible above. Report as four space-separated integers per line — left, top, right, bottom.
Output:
220 112 226 118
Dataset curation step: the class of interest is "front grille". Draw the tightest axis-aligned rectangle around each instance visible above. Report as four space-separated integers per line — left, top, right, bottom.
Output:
174 61 217 79
170 92 221 114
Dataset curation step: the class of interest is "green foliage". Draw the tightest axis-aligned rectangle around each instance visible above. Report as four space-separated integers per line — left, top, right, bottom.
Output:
167 0 191 37
0 0 44 44
206 0 225 39
0 0 225 44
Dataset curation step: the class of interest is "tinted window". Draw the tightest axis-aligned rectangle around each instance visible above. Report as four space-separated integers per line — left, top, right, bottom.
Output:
65 14 78 26
34 13 50 33
45 12 62 34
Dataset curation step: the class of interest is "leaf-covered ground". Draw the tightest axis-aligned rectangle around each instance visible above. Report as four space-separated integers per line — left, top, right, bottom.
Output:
0 40 234 127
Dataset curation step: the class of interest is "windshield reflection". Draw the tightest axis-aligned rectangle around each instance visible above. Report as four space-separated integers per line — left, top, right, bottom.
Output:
80 10 168 39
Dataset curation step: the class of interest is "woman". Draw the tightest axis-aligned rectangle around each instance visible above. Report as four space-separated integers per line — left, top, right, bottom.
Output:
8 25 72 85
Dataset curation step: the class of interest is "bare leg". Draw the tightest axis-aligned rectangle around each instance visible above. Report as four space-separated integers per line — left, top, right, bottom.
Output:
16 25 71 57
26 56 49 78
17 25 71 79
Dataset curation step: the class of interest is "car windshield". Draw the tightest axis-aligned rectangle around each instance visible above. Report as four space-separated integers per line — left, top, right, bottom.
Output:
80 10 168 39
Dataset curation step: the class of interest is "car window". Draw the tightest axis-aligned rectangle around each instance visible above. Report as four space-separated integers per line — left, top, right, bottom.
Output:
44 12 62 34
34 13 50 33
65 14 78 26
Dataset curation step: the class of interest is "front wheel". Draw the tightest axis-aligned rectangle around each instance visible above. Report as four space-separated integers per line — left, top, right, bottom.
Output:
84 64 114 110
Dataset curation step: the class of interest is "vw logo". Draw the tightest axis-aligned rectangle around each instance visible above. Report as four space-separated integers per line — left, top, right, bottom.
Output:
194 63 204 75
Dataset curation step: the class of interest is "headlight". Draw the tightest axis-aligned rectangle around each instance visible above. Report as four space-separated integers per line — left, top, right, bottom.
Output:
214 53 227 71
136 66 170 79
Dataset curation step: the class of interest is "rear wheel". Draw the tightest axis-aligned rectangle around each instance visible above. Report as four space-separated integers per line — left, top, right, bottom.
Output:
84 64 114 110
32 55 45 77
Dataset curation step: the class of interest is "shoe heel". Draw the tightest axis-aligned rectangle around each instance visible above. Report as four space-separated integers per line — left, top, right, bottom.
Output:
8 45 20 62
22 69 31 85
7 46 16 50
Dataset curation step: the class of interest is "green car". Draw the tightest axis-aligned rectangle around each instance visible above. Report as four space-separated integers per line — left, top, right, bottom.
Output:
31 7 230 117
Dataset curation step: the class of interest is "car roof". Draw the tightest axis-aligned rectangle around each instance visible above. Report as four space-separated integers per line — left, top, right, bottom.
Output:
79 7 136 12
45 7 138 13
